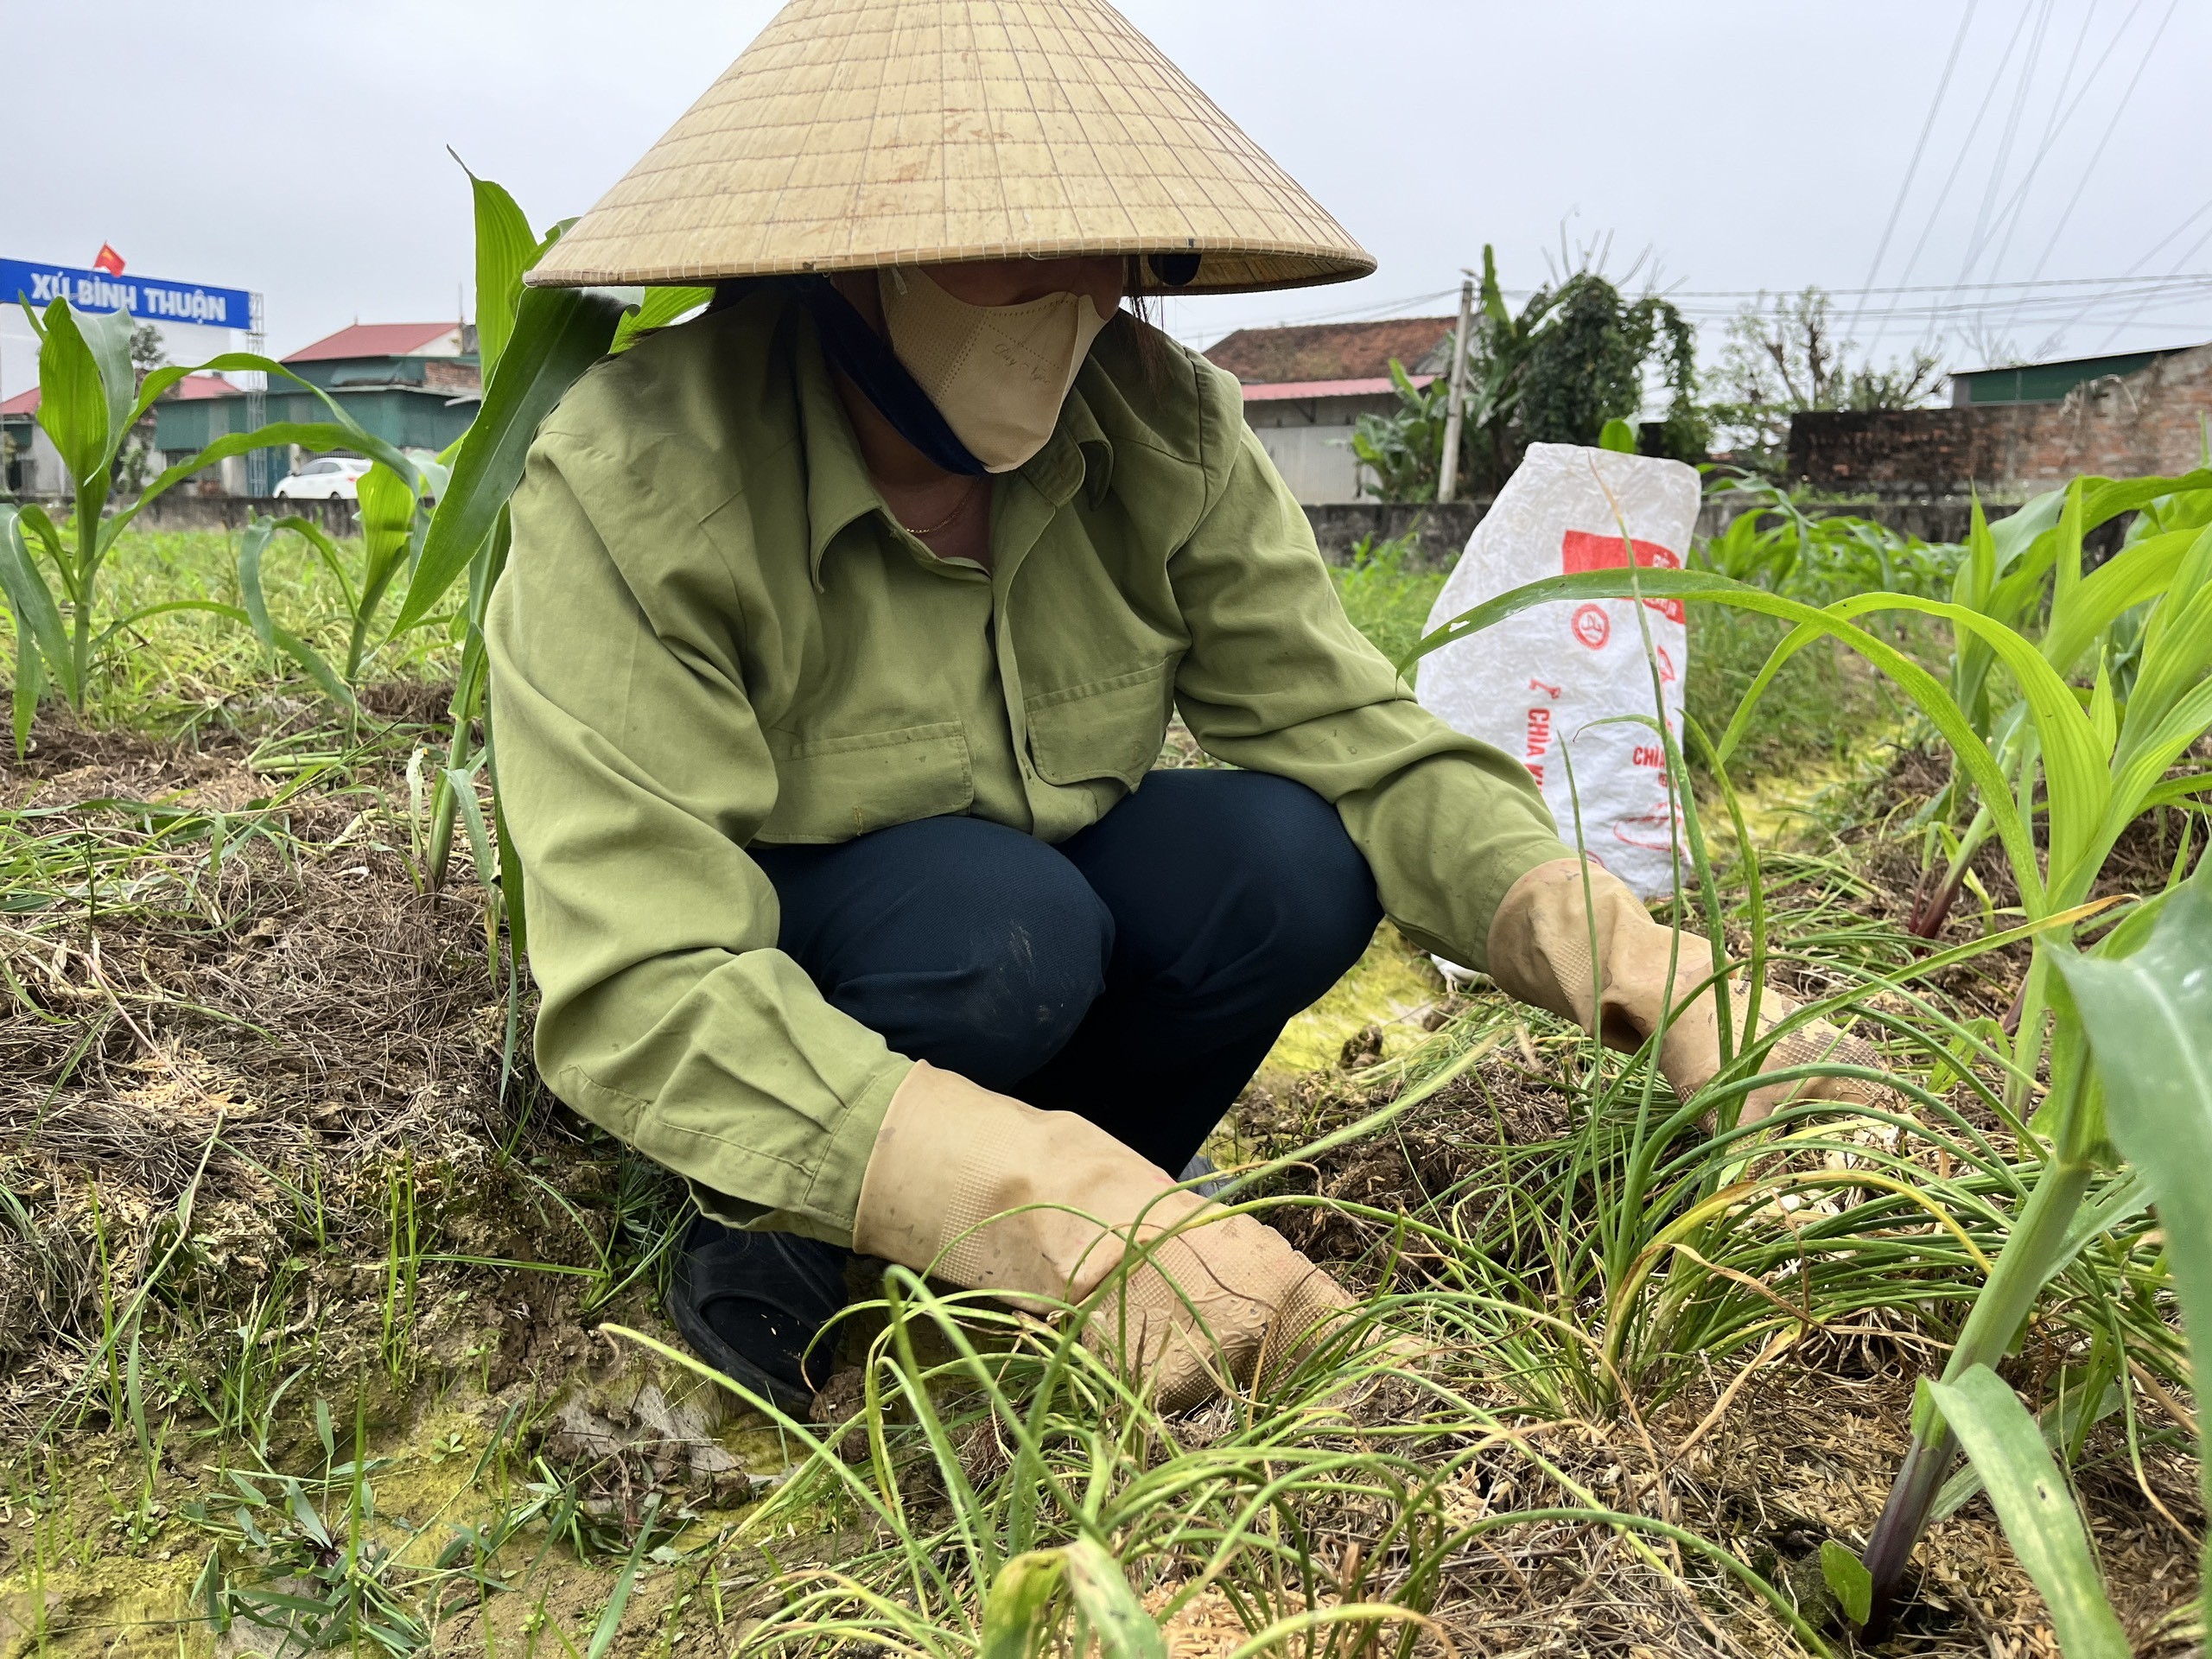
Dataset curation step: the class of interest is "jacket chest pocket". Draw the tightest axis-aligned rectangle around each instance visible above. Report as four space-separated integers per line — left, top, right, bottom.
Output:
756 721 975 844
1024 659 1176 790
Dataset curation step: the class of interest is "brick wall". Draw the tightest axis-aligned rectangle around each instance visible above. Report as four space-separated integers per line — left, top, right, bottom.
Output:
1790 343 2212 497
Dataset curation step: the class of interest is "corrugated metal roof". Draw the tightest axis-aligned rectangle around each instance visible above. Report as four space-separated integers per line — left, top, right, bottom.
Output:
285 321 466 363
1205 317 1457 384
1241 374 1432 401
5 372 262 415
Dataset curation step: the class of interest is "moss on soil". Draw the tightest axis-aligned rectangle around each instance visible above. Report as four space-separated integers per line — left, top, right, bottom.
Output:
1259 923 1448 1082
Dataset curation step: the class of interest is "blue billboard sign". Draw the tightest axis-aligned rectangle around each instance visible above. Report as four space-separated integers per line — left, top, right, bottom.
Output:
0 259 254 329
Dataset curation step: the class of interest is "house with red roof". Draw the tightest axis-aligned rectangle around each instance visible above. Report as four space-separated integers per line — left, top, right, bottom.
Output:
3 372 245 494
1204 317 1457 504
150 321 481 491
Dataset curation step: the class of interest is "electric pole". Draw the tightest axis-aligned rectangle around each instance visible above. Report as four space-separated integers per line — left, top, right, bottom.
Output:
1436 275 1475 502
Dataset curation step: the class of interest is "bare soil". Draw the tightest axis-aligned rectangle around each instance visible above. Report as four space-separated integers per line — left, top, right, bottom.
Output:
1 718 2199 1658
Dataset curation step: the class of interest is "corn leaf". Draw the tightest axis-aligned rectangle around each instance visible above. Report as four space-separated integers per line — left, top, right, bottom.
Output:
392 285 628 637
611 285 713 354
982 1539 1159 1659
982 1549 1070 1659
233 519 280 651
1060 1538 1166 1659
107 423 409 548
34 301 127 486
10 614 43 757
356 464 416 593
458 163 538 384
2050 854 2212 1543
1926 1367 2128 1659
2040 524 2202 675
0 507 71 702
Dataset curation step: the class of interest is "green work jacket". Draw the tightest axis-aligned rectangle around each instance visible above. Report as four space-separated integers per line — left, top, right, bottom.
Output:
487 288 1569 1244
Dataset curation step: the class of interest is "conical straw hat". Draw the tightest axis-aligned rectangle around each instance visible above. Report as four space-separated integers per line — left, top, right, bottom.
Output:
527 0 1373 295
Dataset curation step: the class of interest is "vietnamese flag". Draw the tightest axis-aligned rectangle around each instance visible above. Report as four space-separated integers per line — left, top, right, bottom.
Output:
92 244 126 276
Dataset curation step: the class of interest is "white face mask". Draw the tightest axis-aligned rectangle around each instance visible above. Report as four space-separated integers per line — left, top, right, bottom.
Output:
878 267 1109 474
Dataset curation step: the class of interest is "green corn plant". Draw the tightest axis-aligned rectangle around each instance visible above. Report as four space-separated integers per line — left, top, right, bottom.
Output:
388 165 706 897
232 450 453 701
1928 1367 2131 1659
1910 469 2212 936
0 296 424 749
1402 497 2212 1622
1694 474 1958 604
1905 851 2211 1651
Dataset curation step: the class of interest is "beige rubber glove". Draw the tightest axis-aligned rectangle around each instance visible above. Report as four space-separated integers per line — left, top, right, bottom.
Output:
1486 858 1887 1123
853 1061 1359 1411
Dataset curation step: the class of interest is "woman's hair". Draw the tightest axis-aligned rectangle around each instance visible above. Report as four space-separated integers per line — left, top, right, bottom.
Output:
1116 258 1177 385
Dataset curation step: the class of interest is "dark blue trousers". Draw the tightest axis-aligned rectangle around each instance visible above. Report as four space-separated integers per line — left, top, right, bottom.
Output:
753 769 1382 1172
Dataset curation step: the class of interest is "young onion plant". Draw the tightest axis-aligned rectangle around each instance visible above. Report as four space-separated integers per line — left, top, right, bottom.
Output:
1403 493 2212 1633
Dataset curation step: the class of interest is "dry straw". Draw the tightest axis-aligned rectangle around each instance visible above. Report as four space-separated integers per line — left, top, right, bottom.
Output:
528 0 1374 294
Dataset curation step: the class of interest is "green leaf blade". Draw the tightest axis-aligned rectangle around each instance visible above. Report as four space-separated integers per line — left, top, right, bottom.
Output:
1926 1367 2128 1659
391 286 626 638
1819 1539 1872 1626
461 165 539 383
2050 862 2212 1550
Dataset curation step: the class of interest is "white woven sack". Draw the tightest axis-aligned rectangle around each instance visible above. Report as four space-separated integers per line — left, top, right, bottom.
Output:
1417 442 1702 928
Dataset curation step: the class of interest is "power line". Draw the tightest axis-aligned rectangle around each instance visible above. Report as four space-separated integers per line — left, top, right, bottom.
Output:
1957 0 2057 290
1653 272 2212 298
1174 273 2212 353
1847 0 1979 343
1892 3 2038 302
2002 0 2178 347
2096 220 2212 349
1976 0 2136 318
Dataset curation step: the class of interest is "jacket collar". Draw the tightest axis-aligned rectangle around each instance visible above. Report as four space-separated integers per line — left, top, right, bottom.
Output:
799 316 1115 588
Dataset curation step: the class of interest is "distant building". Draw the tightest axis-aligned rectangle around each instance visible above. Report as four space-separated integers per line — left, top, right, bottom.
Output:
1792 341 2212 499
1203 317 1457 504
153 321 483 493
1 385 60 495
4 372 266 496
1949 345 2198 407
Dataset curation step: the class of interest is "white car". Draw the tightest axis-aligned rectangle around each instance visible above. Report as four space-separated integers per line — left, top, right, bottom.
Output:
272 456 372 500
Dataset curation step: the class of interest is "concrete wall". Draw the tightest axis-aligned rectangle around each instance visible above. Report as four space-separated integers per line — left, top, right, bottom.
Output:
1249 424 1363 505
1305 500 1485 568
10 493 359 536
1790 342 2212 498
1243 389 1396 504
1303 496 1992 570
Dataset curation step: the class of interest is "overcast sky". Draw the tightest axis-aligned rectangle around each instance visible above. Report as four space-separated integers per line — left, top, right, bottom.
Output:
4 0 2208 399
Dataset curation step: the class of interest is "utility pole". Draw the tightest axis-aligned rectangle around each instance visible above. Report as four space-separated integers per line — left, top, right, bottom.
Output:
1436 274 1475 503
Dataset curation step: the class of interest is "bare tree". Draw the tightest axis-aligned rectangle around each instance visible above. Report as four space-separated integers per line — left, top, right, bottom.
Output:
1707 287 1943 475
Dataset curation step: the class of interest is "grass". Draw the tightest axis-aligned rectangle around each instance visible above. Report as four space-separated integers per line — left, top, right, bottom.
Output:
2 526 456 738
0 518 2202 1657
1328 533 1446 677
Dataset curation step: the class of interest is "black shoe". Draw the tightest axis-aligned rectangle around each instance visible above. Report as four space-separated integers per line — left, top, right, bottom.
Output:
669 1214 852 1414
1177 1153 1230 1199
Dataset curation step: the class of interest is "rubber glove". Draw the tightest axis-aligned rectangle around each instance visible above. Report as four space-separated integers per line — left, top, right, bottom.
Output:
853 1061 1358 1410
1486 858 1887 1122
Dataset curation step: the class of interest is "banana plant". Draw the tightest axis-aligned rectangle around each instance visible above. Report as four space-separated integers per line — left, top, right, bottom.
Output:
0 295 423 750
